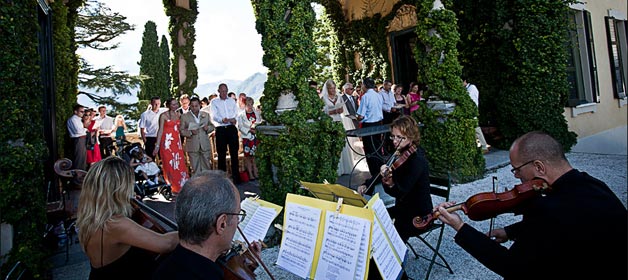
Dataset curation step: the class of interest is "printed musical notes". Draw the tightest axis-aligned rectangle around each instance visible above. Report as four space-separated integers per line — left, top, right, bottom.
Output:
233 197 283 244
276 202 321 278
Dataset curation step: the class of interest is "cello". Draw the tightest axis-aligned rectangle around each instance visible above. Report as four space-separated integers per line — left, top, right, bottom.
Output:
413 179 550 230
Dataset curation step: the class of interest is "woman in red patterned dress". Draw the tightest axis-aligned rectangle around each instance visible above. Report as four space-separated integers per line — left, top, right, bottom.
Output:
83 108 102 167
153 98 189 193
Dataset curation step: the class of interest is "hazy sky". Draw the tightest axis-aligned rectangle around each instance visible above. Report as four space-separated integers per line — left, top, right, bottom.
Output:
77 0 267 85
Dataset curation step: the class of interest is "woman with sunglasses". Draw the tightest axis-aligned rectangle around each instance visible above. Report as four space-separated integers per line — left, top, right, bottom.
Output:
358 115 433 242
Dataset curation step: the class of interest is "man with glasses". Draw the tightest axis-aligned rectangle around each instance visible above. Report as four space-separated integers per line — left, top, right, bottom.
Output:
66 104 87 171
154 170 261 279
434 131 627 279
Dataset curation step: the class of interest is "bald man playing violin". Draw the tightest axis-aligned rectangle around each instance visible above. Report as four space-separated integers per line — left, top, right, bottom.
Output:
434 131 627 280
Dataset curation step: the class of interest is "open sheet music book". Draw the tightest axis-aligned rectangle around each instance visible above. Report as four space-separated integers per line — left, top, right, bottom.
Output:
276 194 373 280
275 191 405 280
233 197 283 244
366 193 407 280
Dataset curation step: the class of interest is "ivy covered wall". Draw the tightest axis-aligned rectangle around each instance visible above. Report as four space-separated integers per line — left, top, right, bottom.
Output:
0 0 49 277
163 0 198 98
453 0 577 150
251 0 345 206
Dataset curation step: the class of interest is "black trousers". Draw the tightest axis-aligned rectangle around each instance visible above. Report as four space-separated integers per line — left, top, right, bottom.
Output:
99 137 113 158
215 125 240 183
361 121 384 187
144 137 157 160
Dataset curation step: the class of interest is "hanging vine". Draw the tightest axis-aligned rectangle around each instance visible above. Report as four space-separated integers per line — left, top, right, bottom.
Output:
163 0 198 97
251 0 344 206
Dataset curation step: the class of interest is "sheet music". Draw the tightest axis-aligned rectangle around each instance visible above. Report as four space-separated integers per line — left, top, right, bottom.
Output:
371 218 403 280
314 211 369 280
240 207 276 243
371 199 407 260
354 215 370 280
276 202 321 279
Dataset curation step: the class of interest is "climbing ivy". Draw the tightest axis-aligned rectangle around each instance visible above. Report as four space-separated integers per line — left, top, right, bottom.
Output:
163 0 198 98
0 0 49 277
251 0 345 206
413 0 484 181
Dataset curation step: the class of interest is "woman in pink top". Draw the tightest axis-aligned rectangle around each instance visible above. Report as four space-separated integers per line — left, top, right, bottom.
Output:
406 82 422 114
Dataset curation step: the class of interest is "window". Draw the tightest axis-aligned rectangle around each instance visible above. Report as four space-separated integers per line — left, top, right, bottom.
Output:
566 9 599 107
605 15 627 99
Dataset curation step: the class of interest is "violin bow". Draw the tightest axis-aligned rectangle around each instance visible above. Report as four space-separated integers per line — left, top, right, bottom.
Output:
236 226 276 280
488 176 497 239
363 140 403 194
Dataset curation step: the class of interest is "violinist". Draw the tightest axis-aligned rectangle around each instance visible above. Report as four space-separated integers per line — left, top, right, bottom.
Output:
76 157 178 280
358 115 433 242
154 170 262 280
434 131 627 279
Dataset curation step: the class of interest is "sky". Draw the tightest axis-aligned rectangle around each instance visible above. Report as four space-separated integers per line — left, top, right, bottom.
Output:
77 0 267 106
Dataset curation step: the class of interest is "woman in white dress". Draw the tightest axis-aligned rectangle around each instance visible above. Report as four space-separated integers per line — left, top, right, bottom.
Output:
322 79 354 176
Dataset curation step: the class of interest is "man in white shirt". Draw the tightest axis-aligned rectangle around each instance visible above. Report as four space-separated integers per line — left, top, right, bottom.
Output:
210 83 241 184
464 78 489 153
96 105 115 157
139 97 167 159
380 80 396 124
66 104 87 171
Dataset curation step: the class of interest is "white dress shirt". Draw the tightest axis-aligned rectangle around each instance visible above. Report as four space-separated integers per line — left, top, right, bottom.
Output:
210 97 238 127
139 108 167 137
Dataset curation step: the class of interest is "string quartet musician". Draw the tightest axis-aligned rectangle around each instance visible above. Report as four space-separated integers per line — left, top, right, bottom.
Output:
154 170 262 280
434 131 627 279
76 157 178 280
358 115 433 242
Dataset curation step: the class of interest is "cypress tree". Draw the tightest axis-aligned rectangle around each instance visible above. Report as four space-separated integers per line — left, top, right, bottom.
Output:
160 35 171 96
138 21 167 101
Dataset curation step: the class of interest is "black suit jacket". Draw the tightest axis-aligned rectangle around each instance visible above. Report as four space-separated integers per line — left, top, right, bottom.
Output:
454 169 627 279
342 94 359 128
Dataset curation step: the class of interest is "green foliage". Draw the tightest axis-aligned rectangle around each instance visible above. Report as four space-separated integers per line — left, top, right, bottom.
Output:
138 21 169 102
160 35 172 91
52 0 79 159
413 0 485 182
453 0 577 150
163 0 198 98
252 0 345 206
0 0 49 277
311 5 338 83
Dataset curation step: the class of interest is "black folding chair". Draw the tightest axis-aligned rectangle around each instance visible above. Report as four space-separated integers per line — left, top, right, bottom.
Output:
405 173 454 280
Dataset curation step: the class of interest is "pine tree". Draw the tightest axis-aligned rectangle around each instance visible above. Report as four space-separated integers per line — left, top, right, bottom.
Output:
160 35 171 95
138 21 168 101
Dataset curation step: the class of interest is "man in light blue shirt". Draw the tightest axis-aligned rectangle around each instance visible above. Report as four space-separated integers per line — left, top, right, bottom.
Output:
356 77 385 187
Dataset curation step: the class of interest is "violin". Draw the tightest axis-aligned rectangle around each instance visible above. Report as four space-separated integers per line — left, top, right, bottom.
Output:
413 179 550 230
217 226 275 280
217 241 260 280
364 144 418 194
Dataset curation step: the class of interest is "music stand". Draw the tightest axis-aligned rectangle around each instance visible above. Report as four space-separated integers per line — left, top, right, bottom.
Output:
299 181 367 207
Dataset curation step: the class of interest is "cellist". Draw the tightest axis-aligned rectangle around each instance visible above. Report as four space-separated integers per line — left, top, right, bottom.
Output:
357 115 433 242
76 157 178 280
434 131 627 279
154 170 262 280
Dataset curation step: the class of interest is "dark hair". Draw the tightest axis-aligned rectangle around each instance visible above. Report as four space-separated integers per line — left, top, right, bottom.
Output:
73 104 84 111
189 97 201 104
309 80 318 86
362 77 376 89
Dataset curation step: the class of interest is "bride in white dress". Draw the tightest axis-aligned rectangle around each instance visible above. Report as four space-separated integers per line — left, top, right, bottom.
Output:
321 79 357 176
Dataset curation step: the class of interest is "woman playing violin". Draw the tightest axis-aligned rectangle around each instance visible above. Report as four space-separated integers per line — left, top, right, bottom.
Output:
154 170 262 280
358 115 433 242
76 157 178 280
434 131 627 279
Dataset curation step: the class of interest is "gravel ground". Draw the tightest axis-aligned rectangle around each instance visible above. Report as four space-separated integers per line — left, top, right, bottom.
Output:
253 152 627 280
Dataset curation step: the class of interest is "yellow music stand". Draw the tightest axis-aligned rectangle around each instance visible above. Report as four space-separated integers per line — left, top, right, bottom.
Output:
299 181 367 207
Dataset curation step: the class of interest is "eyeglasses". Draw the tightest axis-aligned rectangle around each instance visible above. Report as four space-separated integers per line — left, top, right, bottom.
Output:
510 160 536 174
389 135 407 141
223 209 247 223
